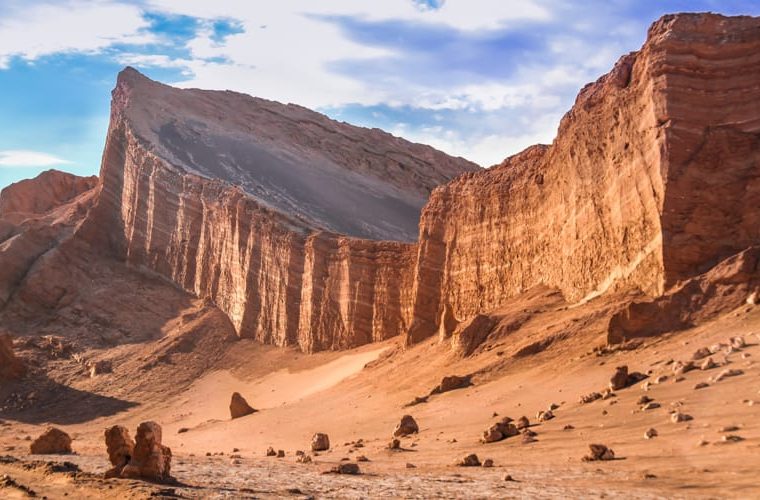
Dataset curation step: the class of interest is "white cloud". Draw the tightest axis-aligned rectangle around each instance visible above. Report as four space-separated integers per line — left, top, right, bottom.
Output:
0 1 154 66
0 150 74 167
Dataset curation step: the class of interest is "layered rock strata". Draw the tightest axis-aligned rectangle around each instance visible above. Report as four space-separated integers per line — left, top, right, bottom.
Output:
406 13 760 344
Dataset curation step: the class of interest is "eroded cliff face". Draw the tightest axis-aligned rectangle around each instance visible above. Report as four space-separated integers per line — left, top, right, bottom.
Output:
406 13 760 345
81 69 469 352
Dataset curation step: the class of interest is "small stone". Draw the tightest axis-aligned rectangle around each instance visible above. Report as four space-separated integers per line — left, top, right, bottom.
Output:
356 455 369 462
721 435 744 443
457 453 481 467
637 395 653 405
516 416 530 429
389 438 401 450
692 347 711 360
644 428 658 439
277 450 285 458
654 375 668 384
719 425 740 433
266 447 276 457
482 458 494 467
583 444 615 461
504 474 515 482
693 382 709 390
563 424 575 431
641 402 661 411
714 369 743 382
406 462 416 468
671 412 693 423
700 357 718 371
333 463 360 475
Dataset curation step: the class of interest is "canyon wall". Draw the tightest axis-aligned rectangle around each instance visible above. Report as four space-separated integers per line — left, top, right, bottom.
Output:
81 69 471 352
406 13 760 344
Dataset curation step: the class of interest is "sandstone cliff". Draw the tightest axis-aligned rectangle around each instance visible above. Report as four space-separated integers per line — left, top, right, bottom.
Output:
406 13 760 345
82 69 474 352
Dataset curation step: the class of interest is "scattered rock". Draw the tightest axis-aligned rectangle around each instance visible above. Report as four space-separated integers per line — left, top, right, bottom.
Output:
457 454 481 467
104 425 134 478
637 395 653 404
482 458 494 467
277 450 285 458
522 434 537 444
721 435 744 443
579 392 602 404
431 375 472 395
120 421 173 483
516 416 530 429
393 415 419 437
481 417 519 443
700 357 718 371
504 474 515 482
356 455 369 462
645 428 658 439
266 447 277 457
177 428 189 434
537 410 554 422
671 412 693 423
388 438 401 450
583 444 615 461
694 382 709 390
609 366 629 390
673 361 696 375
654 375 668 384
641 402 661 411
719 425 740 432
692 347 711 360
563 424 575 431
311 433 330 452
296 454 312 464
229 392 257 419
404 396 429 407
332 463 360 475
729 336 746 349
713 368 743 382
406 462 416 469
30 427 72 455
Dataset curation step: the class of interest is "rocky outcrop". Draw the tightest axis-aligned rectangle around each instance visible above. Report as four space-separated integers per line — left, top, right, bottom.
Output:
0 170 97 217
104 425 135 478
405 13 760 345
609 246 760 343
120 421 172 483
82 68 472 352
0 333 25 380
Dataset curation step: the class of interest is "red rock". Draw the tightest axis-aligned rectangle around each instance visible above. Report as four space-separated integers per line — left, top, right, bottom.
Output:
392 415 419 437
104 425 135 478
120 421 172 483
229 392 257 419
311 433 330 452
30 427 72 455
0 334 25 380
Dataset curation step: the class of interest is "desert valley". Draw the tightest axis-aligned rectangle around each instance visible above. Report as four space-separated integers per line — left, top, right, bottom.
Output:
1 11 760 499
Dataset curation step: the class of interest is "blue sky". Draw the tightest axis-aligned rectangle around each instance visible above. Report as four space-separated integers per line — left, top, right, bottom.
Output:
1 1 759 190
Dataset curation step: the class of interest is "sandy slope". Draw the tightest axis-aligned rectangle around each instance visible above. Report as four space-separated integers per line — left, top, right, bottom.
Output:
2 295 759 498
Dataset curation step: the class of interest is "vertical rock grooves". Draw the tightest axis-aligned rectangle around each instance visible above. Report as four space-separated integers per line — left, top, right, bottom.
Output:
77 13 760 352
406 13 760 344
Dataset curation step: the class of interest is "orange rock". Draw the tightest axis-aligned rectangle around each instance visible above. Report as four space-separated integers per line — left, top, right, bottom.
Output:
120 421 172 483
104 425 135 478
30 427 72 455
0 334 25 380
229 392 257 419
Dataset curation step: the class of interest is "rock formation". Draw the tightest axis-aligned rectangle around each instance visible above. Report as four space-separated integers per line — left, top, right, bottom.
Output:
405 13 760 345
311 433 330 452
392 415 419 437
0 333 25 380
229 392 257 419
2 13 759 358
82 67 476 353
104 425 135 478
29 427 72 454
120 421 172 483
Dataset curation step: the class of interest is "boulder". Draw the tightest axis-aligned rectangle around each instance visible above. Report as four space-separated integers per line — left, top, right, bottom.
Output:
104 425 135 478
692 347 711 360
516 416 530 429
30 427 72 454
388 438 401 450
583 444 615 461
311 433 330 452
333 463 360 475
480 417 519 443
579 392 602 404
645 428 658 439
392 415 419 437
609 366 629 390
671 412 693 423
457 454 481 467
714 368 743 382
229 392 257 419
482 458 494 467
120 421 173 483
266 447 277 457
431 375 472 395
700 357 718 371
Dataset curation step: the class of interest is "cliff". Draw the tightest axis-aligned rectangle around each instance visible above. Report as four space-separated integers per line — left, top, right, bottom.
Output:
406 13 760 344
81 69 474 352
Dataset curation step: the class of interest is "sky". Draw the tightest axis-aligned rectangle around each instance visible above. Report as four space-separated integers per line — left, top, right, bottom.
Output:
1 0 759 190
